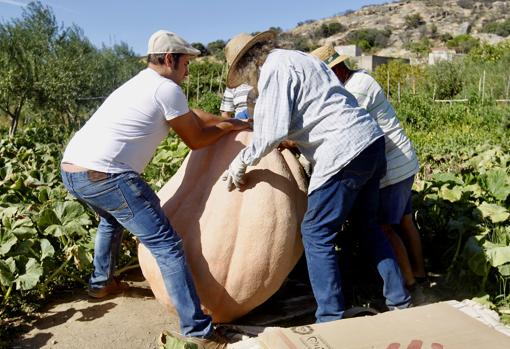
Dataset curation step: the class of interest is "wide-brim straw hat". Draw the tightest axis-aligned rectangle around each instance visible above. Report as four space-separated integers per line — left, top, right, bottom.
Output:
225 30 276 88
310 44 348 68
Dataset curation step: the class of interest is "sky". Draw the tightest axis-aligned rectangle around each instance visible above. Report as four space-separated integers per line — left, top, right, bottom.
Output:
0 0 391 55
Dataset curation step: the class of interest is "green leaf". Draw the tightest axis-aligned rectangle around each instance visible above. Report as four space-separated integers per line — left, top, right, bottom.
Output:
39 238 55 260
68 245 92 270
432 172 464 186
44 224 66 237
477 202 510 223
497 263 510 277
0 230 17 256
54 201 91 226
0 257 16 286
15 258 43 290
36 208 61 230
439 184 463 202
483 242 510 267
485 168 510 202
462 236 490 277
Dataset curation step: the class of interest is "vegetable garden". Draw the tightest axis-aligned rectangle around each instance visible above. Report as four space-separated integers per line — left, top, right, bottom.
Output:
1 1 509 347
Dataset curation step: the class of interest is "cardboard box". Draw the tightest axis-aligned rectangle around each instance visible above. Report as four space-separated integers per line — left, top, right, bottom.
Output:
230 302 510 349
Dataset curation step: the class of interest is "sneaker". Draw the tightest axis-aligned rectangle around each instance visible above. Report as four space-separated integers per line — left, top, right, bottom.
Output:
159 328 229 349
87 277 127 299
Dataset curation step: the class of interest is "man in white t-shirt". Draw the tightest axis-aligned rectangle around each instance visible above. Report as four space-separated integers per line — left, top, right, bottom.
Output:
61 30 248 348
311 44 427 291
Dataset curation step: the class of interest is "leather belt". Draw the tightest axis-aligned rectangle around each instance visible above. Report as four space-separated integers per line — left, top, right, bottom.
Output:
61 163 109 182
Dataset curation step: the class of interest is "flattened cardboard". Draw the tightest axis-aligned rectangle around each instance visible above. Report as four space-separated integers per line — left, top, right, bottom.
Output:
256 302 510 349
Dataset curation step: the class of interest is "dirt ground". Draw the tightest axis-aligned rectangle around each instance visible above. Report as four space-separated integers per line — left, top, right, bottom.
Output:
10 270 179 349
7 261 467 349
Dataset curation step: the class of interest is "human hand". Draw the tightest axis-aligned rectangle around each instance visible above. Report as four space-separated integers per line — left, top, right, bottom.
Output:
226 118 252 131
222 153 248 191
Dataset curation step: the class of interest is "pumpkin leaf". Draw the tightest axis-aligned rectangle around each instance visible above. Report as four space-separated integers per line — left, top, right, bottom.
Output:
497 263 510 277
485 168 510 202
432 172 464 186
39 239 55 260
0 230 17 256
0 257 16 286
15 258 43 290
477 202 510 223
462 236 490 277
36 208 61 230
439 184 463 202
483 242 510 267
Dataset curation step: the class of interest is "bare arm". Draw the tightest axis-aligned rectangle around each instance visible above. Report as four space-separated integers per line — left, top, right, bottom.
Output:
168 110 250 150
221 111 233 119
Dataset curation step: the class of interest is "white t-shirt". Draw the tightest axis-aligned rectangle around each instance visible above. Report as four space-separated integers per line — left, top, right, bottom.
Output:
63 68 189 173
344 70 419 188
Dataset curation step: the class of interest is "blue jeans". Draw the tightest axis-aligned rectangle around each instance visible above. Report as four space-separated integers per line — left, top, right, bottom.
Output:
301 138 411 322
61 169 212 338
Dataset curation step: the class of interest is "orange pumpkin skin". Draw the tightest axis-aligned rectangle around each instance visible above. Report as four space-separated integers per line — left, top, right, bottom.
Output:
138 130 307 322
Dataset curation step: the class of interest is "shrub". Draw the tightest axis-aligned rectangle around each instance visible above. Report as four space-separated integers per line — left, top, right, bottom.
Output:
447 34 480 53
345 28 392 51
457 0 474 9
315 22 347 38
404 13 425 29
481 19 510 37
405 37 431 57
427 60 464 99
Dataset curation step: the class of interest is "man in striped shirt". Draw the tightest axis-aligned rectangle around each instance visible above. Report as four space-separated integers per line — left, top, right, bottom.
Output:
311 44 426 290
222 31 411 322
220 83 253 119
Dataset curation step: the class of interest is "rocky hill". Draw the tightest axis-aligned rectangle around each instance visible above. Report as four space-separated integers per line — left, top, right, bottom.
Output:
283 0 510 62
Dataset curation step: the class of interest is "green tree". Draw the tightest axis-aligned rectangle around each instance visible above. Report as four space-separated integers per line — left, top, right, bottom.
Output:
191 42 209 56
207 40 226 59
0 2 56 136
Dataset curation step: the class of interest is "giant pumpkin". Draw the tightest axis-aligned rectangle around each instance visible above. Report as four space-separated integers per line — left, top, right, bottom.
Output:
138 130 307 322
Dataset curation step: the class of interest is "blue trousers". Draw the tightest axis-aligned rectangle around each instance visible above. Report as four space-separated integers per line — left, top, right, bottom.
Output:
61 169 212 337
301 138 411 322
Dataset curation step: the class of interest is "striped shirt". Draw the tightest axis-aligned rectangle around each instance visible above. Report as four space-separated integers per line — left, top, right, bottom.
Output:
220 84 253 115
344 70 419 188
238 49 384 194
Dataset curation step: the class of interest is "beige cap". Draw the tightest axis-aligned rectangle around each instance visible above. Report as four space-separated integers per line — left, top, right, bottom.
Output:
147 30 200 55
225 30 276 88
310 44 348 68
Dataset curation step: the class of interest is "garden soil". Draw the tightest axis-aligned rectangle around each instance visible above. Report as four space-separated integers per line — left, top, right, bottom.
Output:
10 270 179 349
9 266 504 349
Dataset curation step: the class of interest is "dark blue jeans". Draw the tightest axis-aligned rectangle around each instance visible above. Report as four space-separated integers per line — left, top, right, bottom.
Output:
61 169 212 337
301 138 411 322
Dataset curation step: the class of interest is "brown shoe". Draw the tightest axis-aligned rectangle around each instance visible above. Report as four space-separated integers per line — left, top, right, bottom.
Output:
87 277 127 299
159 328 229 349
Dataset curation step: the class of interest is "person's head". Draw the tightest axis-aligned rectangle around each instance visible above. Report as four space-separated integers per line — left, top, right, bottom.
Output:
146 30 200 85
225 30 277 89
310 44 351 84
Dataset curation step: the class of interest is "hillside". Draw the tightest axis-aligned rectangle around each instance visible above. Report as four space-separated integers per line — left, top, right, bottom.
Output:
282 0 510 62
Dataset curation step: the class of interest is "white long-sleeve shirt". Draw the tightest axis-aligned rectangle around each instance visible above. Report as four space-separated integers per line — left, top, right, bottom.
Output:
344 71 419 188
238 49 384 194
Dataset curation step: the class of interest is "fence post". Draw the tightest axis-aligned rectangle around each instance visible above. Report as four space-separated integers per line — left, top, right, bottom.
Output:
386 69 390 100
482 70 486 103
398 81 401 103
506 75 510 100
196 73 200 103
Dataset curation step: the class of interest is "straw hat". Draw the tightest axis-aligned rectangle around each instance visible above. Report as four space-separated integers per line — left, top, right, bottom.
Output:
310 44 348 68
225 30 276 88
